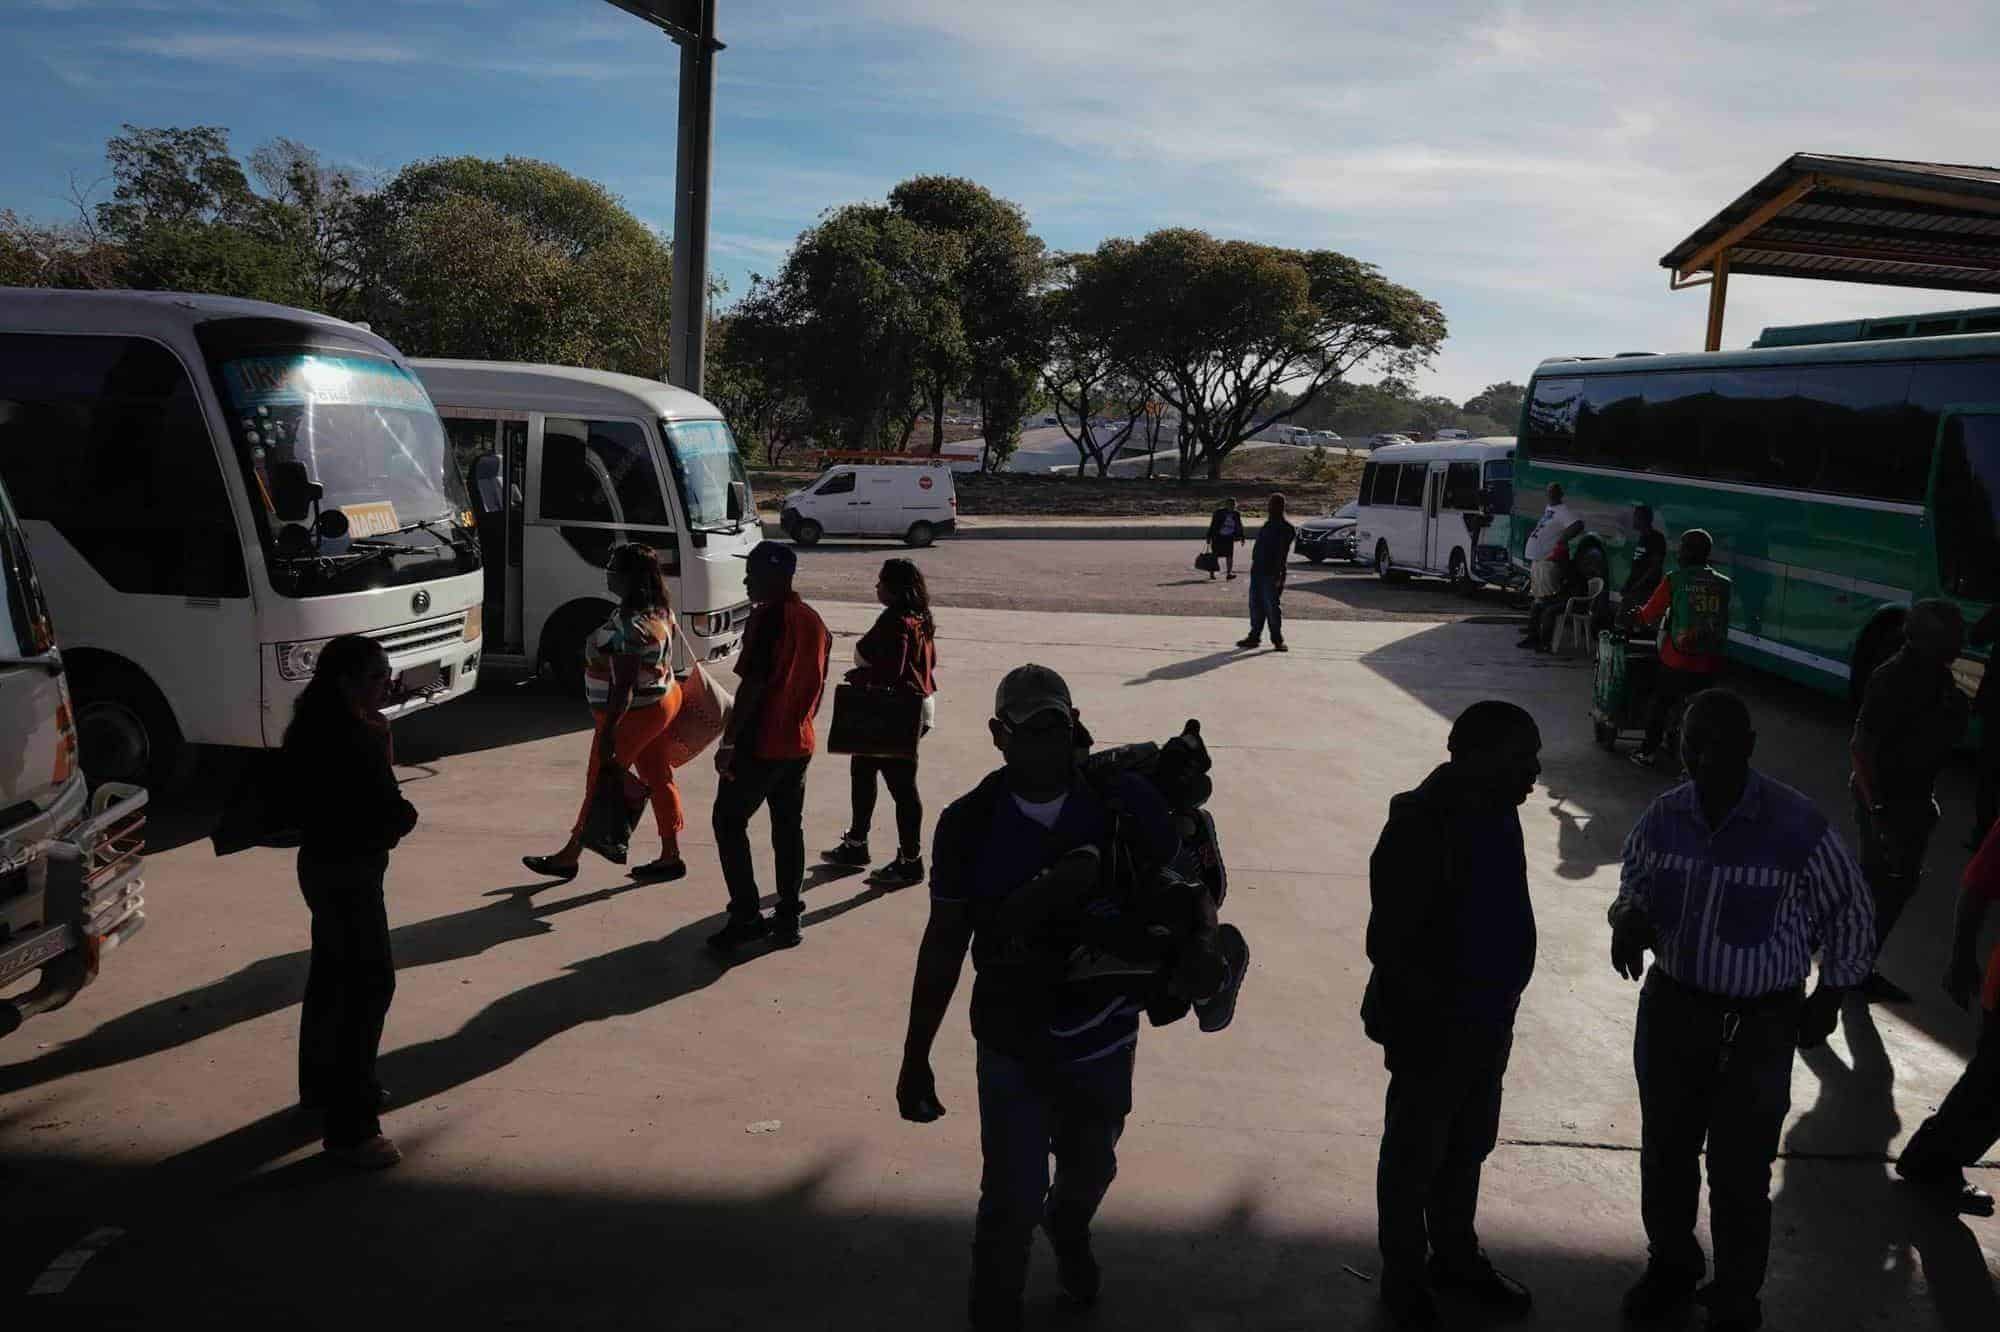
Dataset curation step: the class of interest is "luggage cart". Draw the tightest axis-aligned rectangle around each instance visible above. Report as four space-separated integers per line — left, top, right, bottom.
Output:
1591 629 1662 753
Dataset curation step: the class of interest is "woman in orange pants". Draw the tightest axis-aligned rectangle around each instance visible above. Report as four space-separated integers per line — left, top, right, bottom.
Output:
523 544 687 882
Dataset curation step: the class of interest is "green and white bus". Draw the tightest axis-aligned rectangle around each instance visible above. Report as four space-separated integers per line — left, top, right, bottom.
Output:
1509 334 2000 702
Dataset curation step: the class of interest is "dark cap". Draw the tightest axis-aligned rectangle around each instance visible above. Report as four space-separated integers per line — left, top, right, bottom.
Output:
736 540 797 577
994 663 1073 725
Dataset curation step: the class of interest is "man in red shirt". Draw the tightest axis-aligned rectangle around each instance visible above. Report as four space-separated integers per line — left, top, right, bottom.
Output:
1630 529 1731 769
709 542 832 954
1896 820 2000 1216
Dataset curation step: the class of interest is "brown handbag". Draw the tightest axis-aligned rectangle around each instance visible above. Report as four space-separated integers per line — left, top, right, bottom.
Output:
826 684 923 759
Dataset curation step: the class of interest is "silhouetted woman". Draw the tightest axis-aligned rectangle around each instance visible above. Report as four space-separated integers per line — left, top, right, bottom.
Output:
524 543 687 881
287 633 417 1169
823 558 937 887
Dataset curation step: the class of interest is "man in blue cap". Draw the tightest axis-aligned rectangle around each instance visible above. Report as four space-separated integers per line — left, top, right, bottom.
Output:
708 541 831 953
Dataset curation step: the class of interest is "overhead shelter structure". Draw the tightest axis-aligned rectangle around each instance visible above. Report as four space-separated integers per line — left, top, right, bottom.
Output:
1660 153 2000 351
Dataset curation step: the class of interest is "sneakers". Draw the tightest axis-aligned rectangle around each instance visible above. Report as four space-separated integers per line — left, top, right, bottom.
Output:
1195 924 1251 1033
326 1134 402 1170
1272 640 1289 653
1429 1255 1532 1318
822 836 871 867
869 855 925 889
706 913 771 954
1897 1155 1998 1215
768 911 803 949
1620 1262 1701 1321
1236 636 1260 649
1043 1223 1101 1306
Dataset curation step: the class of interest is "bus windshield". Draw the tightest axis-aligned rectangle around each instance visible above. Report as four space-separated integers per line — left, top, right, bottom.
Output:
662 419 748 530
215 352 475 593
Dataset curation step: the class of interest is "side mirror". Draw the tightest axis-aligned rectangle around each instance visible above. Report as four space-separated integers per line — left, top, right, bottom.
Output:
270 460 323 523
728 479 749 523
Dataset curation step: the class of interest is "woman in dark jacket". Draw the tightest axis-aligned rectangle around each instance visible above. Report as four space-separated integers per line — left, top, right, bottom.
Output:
286 634 418 1170
823 558 937 887
1206 496 1245 580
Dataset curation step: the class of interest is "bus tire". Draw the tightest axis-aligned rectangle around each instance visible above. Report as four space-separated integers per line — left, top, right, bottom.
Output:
540 600 615 698
1374 542 1404 582
1448 549 1472 592
1850 613 1906 711
905 521 935 548
65 655 189 794
794 519 823 546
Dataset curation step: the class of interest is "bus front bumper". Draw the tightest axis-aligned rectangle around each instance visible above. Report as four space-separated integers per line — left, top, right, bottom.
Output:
261 625 484 746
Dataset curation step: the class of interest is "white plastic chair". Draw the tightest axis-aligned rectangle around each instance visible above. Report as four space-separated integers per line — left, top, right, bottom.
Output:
1553 576 1605 657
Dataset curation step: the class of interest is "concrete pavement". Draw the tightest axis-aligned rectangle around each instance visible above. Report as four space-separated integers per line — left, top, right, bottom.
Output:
2 602 1995 1328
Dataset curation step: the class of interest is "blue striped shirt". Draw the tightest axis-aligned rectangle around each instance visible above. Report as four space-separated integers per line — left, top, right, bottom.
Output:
1613 771 1875 998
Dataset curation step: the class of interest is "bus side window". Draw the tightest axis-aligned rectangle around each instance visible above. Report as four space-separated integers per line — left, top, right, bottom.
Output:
1933 415 2000 603
1442 462 1481 510
1394 462 1425 507
1369 463 1400 506
1359 462 1377 503
541 418 670 528
0 333 245 599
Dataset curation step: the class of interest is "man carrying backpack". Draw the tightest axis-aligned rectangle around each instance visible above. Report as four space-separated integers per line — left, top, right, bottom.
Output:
1630 529 1732 769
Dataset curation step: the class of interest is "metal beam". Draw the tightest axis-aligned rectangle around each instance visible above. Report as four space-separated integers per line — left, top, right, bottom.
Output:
1733 236 2000 274
1815 173 2000 219
1704 252 1730 352
1676 175 1820 281
667 0 717 394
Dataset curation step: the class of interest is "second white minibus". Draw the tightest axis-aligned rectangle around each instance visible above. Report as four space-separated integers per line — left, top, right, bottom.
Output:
410 360 758 688
1354 438 1517 588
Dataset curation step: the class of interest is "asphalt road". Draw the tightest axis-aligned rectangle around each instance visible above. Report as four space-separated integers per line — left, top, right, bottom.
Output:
791 536 1524 623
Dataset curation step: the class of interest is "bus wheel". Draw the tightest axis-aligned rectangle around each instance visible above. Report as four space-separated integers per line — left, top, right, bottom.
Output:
69 661 188 793
794 519 823 546
905 521 935 548
1374 542 1402 582
1448 549 1473 592
541 602 612 697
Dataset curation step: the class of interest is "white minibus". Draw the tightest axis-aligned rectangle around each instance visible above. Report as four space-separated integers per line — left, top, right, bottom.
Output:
410 360 757 688
0 290 485 788
1354 438 1517 588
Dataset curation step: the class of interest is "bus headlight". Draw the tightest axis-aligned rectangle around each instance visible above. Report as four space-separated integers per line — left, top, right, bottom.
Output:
689 610 729 637
463 605 483 642
274 637 332 681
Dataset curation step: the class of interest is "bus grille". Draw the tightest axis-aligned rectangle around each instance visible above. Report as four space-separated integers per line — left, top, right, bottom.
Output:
370 614 466 658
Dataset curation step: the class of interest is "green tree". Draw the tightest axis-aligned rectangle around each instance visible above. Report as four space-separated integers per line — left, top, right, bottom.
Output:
0 210 124 289
707 287 811 467
247 137 366 317
1078 229 1444 479
91 123 297 301
1039 255 1142 476
1462 381 1526 429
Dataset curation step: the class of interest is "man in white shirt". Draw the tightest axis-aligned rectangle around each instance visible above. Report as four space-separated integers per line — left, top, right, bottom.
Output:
1518 483 1582 652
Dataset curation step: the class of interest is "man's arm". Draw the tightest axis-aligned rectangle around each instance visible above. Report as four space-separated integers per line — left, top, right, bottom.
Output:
1364 805 1445 1001
1608 811 1657 980
1802 825 1878 992
1634 577 1671 629
1849 673 1893 809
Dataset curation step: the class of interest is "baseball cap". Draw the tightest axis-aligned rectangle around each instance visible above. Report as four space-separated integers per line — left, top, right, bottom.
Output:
736 540 797 577
994 663 1073 725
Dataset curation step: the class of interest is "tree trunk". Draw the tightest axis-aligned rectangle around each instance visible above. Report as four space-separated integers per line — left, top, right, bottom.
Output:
930 382 946 456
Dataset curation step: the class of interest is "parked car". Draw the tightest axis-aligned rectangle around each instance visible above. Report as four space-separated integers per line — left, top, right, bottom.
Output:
1311 429 1343 444
1369 432 1415 449
0 475 148 1038
1432 427 1472 440
778 462 958 547
1294 499 1360 564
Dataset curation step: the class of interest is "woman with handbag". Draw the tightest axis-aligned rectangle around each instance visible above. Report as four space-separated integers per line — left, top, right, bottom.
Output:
524 544 687 882
823 558 937 888
286 634 417 1169
1205 496 1244 580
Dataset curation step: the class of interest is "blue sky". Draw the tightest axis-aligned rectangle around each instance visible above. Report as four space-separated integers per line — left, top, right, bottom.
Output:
6 0 1999 402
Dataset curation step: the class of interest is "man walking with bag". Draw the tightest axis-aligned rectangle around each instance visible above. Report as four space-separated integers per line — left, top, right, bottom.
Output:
708 542 831 954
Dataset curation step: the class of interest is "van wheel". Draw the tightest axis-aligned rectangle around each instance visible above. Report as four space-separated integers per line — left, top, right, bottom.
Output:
794 519 823 547
1374 542 1403 582
905 521 935 548
1448 549 1474 592
68 660 189 793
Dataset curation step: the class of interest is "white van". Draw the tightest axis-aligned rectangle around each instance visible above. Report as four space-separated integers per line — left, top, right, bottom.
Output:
410 360 759 690
0 474 147 1037
1354 438 1517 588
778 461 958 547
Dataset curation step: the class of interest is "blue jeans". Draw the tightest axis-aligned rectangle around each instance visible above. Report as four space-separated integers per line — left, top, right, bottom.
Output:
1247 572 1284 643
972 1042 1135 1318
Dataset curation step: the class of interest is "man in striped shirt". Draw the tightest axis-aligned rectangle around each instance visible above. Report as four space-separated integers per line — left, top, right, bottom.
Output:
1609 689 1875 1332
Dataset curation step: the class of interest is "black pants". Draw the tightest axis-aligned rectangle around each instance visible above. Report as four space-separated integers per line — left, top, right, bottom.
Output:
298 851 395 1149
1903 1005 2000 1177
1642 664 1711 754
713 752 810 922
1853 792 1940 952
1634 972 1800 1311
1376 1018 1514 1290
849 754 921 858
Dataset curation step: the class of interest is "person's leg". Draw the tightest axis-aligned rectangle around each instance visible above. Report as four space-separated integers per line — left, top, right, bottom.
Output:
1866 799 1937 954
1267 577 1285 646
1222 549 1234 579
628 713 684 858
323 855 394 1150
1376 1034 1461 1298
1426 1025 1513 1275
880 757 923 860
1702 998 1798 1320
1045 1043 1134 1238
766 756 810 919
712 755 774 921
296 858 338 1104
973 1044 1055 1328
848 755 880 843
1634 981 1712 1283
1244 573 1267 643
1905 1007 2000 1175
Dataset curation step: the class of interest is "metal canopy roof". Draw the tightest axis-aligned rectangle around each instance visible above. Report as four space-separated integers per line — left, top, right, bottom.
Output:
1659 153 2000 349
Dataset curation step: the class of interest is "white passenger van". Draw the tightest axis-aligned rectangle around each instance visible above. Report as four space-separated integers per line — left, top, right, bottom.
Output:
1 473 148 1037
1354 438 1517 588
410 360 757 688
0 290 484 788
777 459 958 547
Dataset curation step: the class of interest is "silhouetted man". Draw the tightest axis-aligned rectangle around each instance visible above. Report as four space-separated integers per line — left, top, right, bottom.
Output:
1237 491 1295 652
1363 700 1542 1329
1851 598 1968 1000
1611 689 1875 1332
